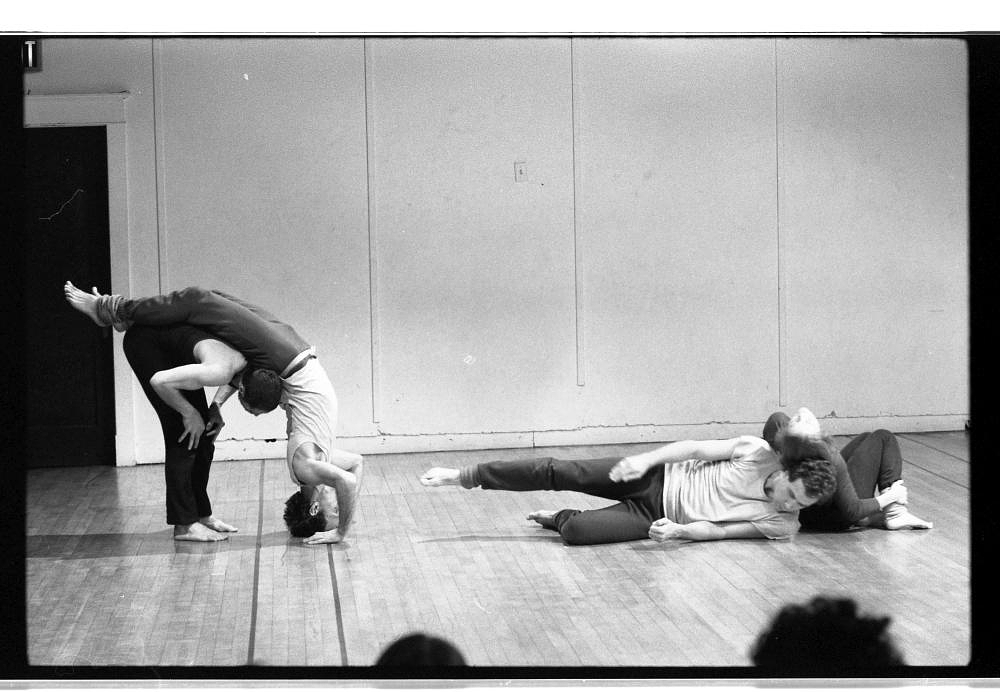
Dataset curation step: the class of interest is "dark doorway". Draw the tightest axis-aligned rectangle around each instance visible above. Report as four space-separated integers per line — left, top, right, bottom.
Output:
24 125 115 467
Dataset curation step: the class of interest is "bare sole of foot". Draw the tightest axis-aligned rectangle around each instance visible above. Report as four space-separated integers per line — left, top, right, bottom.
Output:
420 467 460 486
63 281 105 327
174 523 229 542
199 516 238 532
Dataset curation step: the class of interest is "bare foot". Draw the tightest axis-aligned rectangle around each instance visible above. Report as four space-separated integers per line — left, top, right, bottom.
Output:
420 467 460 486
199 515 238 533
527 509 558 530
173 523 229 542
64 281 106 326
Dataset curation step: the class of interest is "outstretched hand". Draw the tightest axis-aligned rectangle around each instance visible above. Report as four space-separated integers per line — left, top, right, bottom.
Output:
609 455 650 483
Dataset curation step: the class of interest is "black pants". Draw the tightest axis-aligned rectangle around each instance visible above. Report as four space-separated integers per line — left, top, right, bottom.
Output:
123 325 215 526
475 457 665 545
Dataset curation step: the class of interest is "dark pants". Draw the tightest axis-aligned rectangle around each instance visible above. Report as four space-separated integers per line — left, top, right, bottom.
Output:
123 325 215 526
475 457 666 545
119 286 305 375
838 430 903 496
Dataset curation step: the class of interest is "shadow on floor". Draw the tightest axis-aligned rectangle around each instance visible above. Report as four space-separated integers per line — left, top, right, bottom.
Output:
26 529 304 559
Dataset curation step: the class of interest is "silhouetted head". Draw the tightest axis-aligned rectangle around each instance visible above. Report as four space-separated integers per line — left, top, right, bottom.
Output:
375 632 467 666
751 596 906 672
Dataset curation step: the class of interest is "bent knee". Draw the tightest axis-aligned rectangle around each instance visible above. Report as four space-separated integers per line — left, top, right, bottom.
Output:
558 517 592 546
871 429 894 442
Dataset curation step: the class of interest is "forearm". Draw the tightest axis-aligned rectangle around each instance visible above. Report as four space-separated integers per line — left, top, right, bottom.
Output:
829 453 882 522
674 521 729 541
212 383 237 408
151 380 200 419
333 469 359 536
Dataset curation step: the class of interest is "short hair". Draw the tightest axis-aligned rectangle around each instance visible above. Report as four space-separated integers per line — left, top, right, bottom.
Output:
787 457 837 501
751 596 905 671
242 366 283 412
283 490 327 537
775 427 834 469
375 632 466 666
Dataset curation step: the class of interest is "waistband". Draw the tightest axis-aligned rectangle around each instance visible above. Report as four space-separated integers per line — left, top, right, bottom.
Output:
281 348 317 378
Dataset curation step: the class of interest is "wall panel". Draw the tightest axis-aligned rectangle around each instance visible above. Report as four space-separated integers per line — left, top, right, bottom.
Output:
572 38 780 425
154 38 375 443
367 38 578 434
777 39 968 420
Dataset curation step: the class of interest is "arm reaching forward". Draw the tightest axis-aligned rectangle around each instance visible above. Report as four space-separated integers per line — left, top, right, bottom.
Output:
610 438 740 483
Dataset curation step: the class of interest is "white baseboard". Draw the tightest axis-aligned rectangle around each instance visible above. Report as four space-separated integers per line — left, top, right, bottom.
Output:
134 413 967 464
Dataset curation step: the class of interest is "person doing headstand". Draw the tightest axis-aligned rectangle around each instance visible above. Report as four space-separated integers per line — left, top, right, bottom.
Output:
65 281 363 544
420 427 837 545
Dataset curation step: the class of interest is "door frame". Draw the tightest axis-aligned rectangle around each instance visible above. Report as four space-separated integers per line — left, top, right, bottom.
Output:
25 93 137 466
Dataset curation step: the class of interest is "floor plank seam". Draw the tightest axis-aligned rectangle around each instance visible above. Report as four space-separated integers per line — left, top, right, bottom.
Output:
246 458 266 665
326 548 349 666
901 459 968 489
898 433 970 463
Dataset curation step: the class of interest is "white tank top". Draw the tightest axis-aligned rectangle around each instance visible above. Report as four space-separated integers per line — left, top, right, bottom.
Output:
280 358 339 485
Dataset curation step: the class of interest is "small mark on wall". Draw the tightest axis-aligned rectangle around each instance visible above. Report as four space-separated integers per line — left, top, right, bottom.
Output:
38 188 85 222
463 354 476 365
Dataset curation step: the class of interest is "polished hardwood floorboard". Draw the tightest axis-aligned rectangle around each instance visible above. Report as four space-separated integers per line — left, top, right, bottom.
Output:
25 431 970 667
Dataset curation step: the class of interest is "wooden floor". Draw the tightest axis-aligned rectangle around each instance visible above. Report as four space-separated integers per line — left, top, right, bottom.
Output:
25 431 970 668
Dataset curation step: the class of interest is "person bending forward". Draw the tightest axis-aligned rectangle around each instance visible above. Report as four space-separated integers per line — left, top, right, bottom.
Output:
123 324 246 541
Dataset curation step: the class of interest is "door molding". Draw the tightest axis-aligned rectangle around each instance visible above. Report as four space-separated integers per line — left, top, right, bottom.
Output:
25 92 137 466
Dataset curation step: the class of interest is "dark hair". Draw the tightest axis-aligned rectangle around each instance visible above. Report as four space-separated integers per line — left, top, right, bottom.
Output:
775 427 835 469
787 457 837 501
283 490 327 537
751 596 905 671
375 632 466 666
241 366 283 412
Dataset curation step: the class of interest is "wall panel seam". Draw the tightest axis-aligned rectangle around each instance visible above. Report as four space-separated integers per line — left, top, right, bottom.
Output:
570 38 586 387
363 39 382 425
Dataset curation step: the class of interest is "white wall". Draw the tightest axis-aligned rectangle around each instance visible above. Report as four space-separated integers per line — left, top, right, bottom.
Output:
777 39 968 429
367 39 578 435
24 37 969 464
572 38 780 427
151 39 374 458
